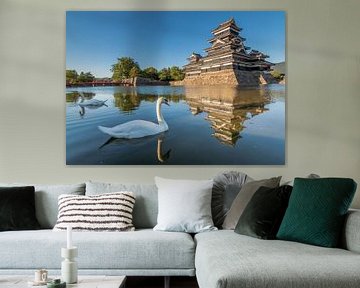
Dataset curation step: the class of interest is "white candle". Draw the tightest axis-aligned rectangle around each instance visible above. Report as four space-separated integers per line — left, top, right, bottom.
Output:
67 225 72 249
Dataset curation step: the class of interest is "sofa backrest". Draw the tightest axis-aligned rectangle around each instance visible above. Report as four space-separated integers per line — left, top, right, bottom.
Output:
86 181 158 229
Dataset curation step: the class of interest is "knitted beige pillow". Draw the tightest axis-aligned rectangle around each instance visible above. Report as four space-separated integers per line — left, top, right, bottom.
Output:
53 192 135 231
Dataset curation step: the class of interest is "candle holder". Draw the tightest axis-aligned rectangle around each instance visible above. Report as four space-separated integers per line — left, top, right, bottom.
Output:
61 247 78 284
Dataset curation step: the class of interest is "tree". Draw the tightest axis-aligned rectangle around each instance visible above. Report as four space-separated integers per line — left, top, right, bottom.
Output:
142 67 159 80
111 57 140 80
158 68 172 81
129 66 141 78
77 71 95 83
169 66 185 81
270 69 283 81
66 70 78 84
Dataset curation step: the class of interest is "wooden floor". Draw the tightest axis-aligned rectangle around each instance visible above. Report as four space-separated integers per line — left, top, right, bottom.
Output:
126 276 199 288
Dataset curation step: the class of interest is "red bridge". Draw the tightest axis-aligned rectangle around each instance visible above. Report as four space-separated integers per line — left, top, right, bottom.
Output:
66 79 133 87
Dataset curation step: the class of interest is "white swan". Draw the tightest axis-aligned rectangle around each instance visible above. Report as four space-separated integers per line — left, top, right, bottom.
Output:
78 92 107 107
98 97 170 139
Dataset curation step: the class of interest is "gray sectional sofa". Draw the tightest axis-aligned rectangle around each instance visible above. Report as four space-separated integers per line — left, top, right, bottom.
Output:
1 181 360 288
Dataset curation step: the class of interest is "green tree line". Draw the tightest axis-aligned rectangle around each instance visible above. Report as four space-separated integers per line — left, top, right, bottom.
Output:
111 57 185 82
66 70 95 84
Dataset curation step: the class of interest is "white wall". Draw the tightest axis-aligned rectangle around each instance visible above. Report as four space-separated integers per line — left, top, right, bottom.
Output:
0 0 359 208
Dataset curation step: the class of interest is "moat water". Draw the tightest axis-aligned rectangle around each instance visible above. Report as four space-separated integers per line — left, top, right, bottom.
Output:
66 85 285 165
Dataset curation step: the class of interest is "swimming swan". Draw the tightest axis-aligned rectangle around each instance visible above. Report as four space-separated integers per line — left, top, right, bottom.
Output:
98 97 170 139
78 92 107 107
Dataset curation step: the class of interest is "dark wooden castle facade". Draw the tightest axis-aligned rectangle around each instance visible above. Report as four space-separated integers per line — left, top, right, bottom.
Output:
181 18 275 86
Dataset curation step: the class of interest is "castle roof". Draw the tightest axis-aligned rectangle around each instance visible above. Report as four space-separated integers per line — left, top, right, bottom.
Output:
190 52 202 58
212 17 241 34
249 50 269 59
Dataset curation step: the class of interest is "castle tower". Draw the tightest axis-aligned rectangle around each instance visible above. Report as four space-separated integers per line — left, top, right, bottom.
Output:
181 18 275 86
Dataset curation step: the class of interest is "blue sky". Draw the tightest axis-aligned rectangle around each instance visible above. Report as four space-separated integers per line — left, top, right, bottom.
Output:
66 11 285 78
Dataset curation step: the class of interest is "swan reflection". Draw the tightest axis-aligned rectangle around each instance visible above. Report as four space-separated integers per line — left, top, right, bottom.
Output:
157 138 171 163
98 134 171 164
79 103 108 117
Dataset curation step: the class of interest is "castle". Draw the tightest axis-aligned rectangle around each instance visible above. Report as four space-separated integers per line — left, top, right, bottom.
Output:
178 18 276 86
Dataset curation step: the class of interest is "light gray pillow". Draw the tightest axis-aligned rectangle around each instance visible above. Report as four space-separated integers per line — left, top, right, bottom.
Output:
222 176 281 230
86 181 158 229
153 177 217 233
0 183 85 228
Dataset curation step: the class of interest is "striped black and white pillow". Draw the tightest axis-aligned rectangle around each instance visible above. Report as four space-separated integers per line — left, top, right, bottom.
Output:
53 192 135 231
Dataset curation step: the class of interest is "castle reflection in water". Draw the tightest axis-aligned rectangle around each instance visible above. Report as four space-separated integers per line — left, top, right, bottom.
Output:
184 86 271 146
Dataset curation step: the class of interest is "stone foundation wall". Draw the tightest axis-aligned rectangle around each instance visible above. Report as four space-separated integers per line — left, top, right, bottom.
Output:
259 73 278 84
133 77 169 86
171 70 269 87
234 71 260 86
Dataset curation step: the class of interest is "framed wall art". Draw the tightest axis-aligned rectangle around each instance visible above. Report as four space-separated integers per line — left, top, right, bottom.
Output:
66 11 286 165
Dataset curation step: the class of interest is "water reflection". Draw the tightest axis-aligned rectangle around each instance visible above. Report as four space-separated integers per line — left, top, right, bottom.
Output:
70 87 274 146
79 104 108 117
66 91 95 103
184 86 272 146
66 85 285 165
109 86 273 146
98 134 171 164
113 90 183 113
157 137 171 163
78 92 108 107
113 92 141 113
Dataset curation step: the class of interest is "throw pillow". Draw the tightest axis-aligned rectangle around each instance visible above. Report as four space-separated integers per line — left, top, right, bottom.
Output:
153 177 217 233
277 178 357 248
0 182 85 228
283 173 320 186
222 176 281 230
212 171 252 228
0 186 41 231
53 192 136 231
234 185 293 239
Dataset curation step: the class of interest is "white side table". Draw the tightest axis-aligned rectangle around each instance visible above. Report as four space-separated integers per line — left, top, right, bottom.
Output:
0 275 126 288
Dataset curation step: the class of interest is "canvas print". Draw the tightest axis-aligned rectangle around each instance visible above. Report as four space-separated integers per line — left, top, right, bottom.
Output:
66 11 286 165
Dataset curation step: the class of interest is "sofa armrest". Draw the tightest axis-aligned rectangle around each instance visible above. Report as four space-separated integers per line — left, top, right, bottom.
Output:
342 209 360 253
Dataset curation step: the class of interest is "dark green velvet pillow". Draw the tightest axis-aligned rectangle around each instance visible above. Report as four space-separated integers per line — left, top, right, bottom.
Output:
0 186 41 231
234 185 292 239
277 178 357 247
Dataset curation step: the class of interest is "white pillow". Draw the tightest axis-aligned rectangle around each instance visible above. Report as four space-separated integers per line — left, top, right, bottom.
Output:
153 177 217 233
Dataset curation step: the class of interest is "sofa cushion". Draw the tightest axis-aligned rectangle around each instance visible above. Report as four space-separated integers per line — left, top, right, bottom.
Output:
154 177 216 233
277 178 357 247
53 192 136 232
86 181 158 229
195 230 360 288
0 229 195 271
212 171 252 228
0 186 40 231
0 183 86 228
222 177 281 230
234 185 292 239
